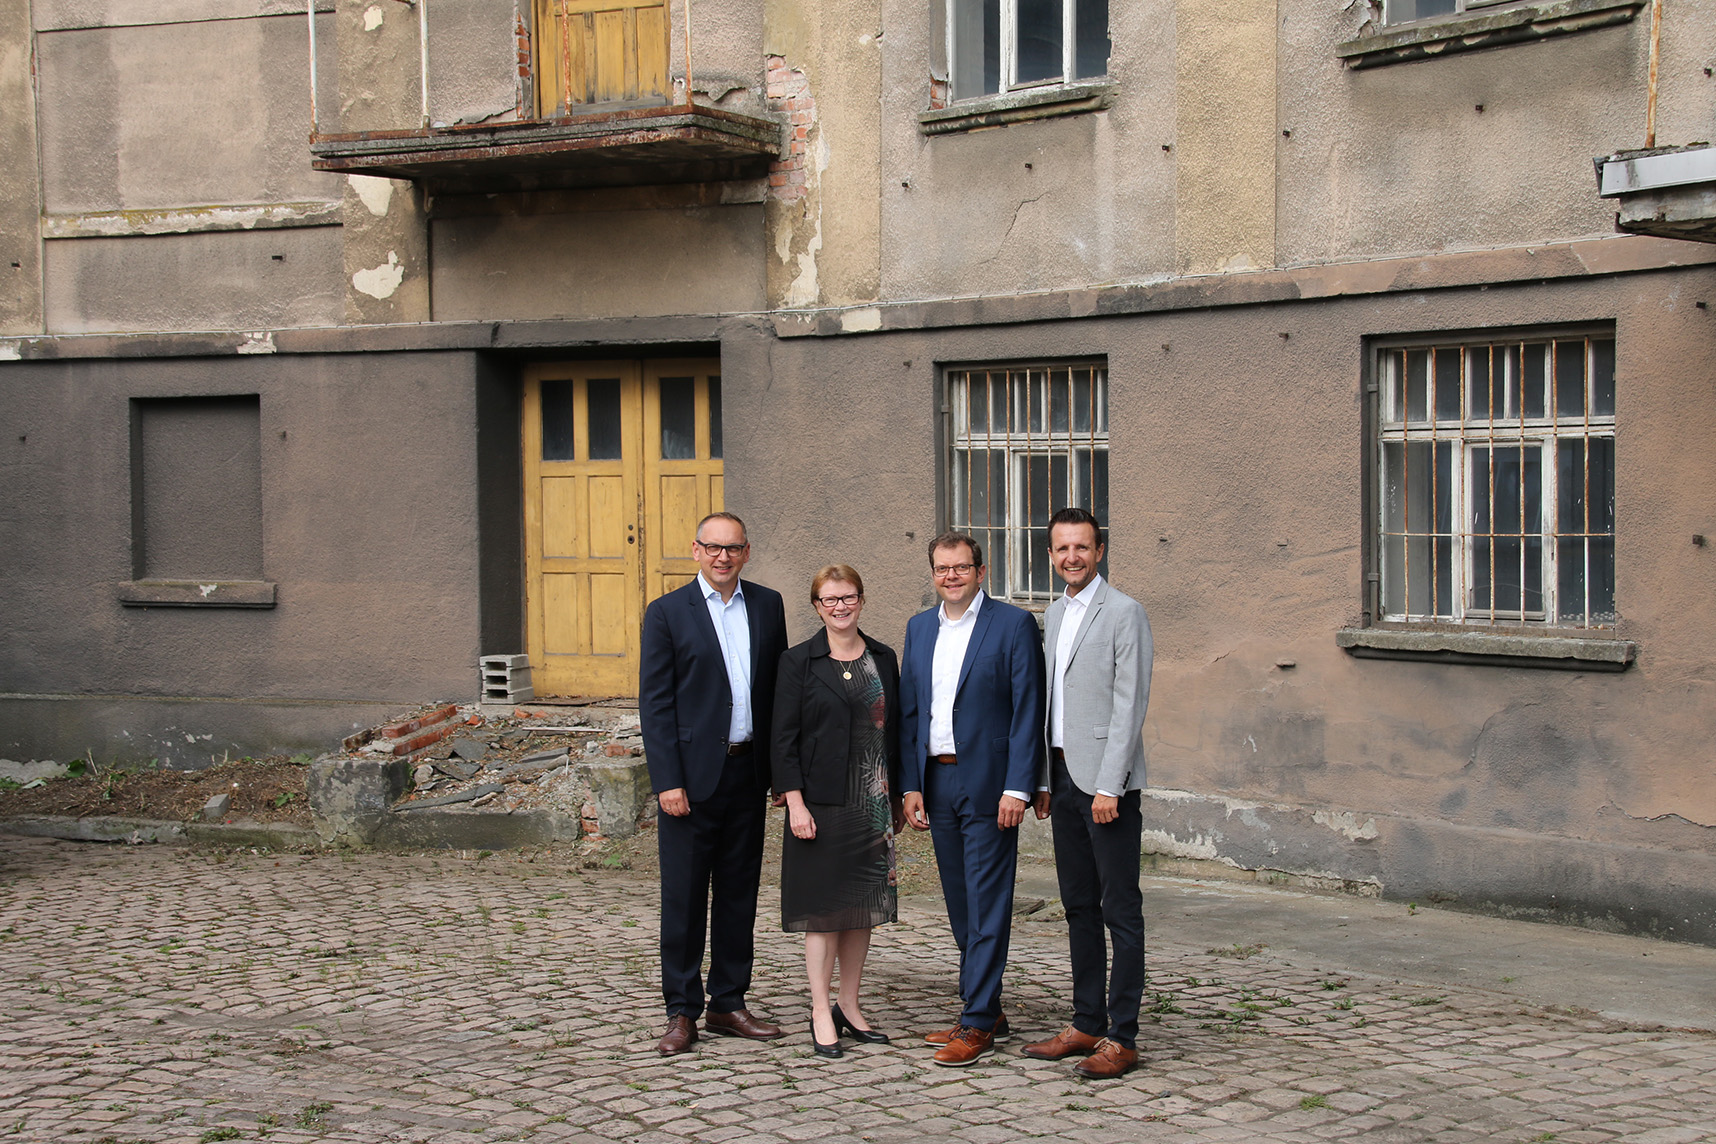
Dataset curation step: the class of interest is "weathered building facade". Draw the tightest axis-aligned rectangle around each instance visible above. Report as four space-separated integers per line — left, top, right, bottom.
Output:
3 0 1715 941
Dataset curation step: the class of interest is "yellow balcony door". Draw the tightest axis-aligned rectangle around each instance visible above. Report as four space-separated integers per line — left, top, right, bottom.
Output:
533 0 670 116
523 360 722 698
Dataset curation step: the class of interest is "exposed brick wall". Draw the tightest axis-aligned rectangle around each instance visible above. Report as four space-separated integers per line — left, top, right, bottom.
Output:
516 8 533 115
765 55 812 204
928 74 950 111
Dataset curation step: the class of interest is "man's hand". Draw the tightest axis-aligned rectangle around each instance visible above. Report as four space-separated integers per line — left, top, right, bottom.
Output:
658 788 691 817
1091 793 1119 825
997 794 1027 829
1033 790 1051 819
902 791 930 831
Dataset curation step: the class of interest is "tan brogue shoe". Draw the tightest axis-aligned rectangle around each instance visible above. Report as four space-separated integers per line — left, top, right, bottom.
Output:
1021 1025 1103 1060
931 1024 995 1067
1073 1038 1138 1079
922 1012 1011 1045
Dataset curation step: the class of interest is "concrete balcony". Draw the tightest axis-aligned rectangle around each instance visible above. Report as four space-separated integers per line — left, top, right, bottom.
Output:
1595 143 1716 245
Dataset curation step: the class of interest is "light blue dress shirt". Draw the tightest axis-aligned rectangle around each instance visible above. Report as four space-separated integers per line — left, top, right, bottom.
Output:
698 572 752 744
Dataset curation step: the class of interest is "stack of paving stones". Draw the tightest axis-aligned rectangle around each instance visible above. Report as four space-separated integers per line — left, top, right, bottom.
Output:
3 834 1714 1144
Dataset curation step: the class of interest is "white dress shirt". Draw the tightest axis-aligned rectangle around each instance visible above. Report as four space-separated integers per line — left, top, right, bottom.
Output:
1052 574 1116 798
698 572 752 744
928 590 1028 804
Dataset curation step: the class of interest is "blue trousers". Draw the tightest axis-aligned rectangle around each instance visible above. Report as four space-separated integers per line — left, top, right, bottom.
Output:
924 758 1018 1031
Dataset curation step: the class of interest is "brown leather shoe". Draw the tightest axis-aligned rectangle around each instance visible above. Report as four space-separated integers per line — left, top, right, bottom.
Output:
703 1008 785 1040
656 1014 698 1056
931 1024 995 1067
1073 1038 1138 1079
923 1013 1010 1045
1021 1025 1103 1060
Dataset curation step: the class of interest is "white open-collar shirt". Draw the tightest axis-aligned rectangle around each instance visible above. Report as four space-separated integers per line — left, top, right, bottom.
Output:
929 590 1028 804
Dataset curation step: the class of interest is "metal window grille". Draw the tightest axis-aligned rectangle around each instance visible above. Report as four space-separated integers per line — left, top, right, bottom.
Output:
1377 332 1616 628
947 362 1109 601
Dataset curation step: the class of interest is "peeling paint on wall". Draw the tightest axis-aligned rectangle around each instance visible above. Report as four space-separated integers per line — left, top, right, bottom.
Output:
352 251 404 299
766 55 824 308
348 175 395 218
236 332 277 355
1312 809 1381 841
363 4 384 32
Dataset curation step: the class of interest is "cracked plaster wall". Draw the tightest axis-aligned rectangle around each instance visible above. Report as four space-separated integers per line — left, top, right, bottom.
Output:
0 0 43 334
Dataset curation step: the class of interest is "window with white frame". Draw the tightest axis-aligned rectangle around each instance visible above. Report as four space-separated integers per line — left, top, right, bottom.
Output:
948 362 1108 601
947 0 1110 102
1376 331 1616 629
1384 0 1511 23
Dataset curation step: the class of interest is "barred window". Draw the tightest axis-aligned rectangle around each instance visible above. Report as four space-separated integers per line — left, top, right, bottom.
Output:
947 362 1108 602
1377 332 1616 628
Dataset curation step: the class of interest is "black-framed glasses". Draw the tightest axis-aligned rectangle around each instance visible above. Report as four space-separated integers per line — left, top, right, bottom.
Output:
932 563 977 578
695 541 748 557
816 594 861 609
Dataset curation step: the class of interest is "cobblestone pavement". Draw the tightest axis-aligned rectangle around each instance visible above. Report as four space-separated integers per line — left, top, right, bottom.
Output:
3 834 1714 1144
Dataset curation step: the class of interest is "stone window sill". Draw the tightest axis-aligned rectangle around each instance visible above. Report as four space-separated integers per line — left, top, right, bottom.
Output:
1335 0 1644 70
117 580 277 608
919 81 1118 136
1336 627 1634 670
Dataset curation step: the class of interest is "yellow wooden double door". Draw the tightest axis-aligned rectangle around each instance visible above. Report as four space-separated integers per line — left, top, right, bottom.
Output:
523 360 722 697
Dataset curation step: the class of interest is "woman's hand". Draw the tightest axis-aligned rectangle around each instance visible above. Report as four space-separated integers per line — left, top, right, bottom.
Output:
786 792 816 840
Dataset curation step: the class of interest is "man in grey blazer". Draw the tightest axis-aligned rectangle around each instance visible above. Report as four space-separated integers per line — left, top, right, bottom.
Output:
1023 507 1153 1079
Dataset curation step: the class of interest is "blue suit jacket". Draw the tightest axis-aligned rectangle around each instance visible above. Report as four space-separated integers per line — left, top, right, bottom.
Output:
639 577 788 804
898 594 1047 814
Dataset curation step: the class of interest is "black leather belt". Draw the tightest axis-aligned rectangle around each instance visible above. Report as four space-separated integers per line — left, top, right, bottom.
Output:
727 741 754 756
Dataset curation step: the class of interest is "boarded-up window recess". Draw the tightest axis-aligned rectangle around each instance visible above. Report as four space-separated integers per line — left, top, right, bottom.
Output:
946 361 1108 603
122 396 273 609
1372 330 1616 631
532 0 671 117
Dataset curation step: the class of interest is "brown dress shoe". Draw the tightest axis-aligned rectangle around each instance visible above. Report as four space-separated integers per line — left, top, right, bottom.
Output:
1073 1038 1138 1079
703 1008 785 1040
1021 1025 1103 1060
923 1013 1010 1045
656 1014 698 1056
931 1024 995 1067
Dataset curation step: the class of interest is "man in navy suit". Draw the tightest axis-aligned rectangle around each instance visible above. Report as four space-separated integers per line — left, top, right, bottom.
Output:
900 531 1046 1066
639 511 789 1056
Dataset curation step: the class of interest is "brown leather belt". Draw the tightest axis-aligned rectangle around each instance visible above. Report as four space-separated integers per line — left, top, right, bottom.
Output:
930 753 958 765
727 741 754 756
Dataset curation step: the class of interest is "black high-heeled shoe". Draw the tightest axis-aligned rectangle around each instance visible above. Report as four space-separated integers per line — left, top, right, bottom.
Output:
831 1003 890 1044
810 1018 843 1058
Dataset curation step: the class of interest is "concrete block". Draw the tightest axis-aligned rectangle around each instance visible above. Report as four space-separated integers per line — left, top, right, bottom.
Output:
308 755 412 848
577 756 653 839
202 793 230 821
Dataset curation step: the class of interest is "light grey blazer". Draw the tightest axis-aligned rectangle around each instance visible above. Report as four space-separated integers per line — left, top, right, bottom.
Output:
1044 577 1153 796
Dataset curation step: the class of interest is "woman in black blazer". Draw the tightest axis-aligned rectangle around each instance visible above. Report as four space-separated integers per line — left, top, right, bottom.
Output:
772 564 903 1058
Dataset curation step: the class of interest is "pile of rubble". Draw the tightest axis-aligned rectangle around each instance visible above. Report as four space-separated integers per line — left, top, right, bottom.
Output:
334 700 648 837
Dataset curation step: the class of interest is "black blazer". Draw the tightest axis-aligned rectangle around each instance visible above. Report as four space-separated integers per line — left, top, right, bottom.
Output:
638 577 789 804
771 627 902 806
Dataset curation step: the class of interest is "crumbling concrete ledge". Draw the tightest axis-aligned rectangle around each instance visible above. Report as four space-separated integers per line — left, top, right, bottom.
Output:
308 753 655 850
0 815 319 849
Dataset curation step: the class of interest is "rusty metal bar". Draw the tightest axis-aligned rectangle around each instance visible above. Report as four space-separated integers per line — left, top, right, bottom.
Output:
307 0 319 136
418 0 430 128
560 0 574 116
1645 0 1663 147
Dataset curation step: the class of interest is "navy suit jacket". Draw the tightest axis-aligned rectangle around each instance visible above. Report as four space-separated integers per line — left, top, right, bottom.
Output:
898 594 1047 814
639 577 788 804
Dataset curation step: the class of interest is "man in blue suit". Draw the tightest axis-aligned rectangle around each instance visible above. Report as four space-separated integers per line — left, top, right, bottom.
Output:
900 531 1047 1066
639 512 789 1056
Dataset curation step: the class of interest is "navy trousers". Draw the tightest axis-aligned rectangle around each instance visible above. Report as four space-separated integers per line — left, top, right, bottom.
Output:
924 757 1018 1032
656 751 766 1019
